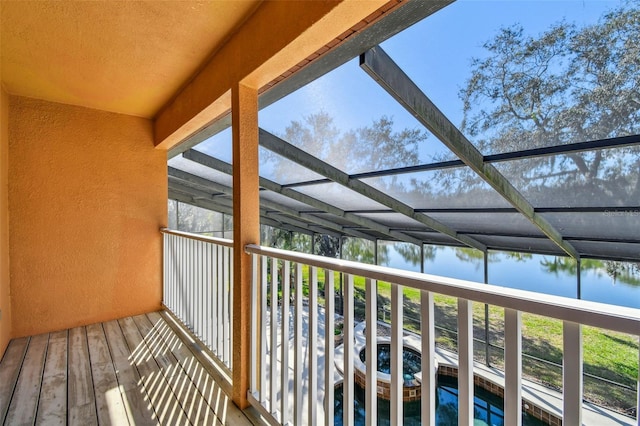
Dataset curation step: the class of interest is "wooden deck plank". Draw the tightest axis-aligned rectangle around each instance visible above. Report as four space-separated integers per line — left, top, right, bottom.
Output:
5 333 49 425
0 312 253 426
131 315 181 379
0 337 29 423
135 313 218 426
118 316 191 426
86 323 130 426
68 326 98 426
35 330 68 425
157 310 252 425
150 311 252 426
102 320 158 425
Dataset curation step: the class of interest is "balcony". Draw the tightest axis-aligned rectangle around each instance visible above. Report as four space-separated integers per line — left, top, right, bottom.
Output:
2 1 640 426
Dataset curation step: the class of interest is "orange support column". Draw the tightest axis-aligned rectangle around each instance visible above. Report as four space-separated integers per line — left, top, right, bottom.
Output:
231 82 260 408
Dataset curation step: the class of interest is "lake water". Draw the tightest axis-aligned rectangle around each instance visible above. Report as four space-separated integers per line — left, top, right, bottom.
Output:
378 243 640 310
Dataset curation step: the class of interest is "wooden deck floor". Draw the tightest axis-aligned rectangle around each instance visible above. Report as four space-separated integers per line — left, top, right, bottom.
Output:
0 311 253 425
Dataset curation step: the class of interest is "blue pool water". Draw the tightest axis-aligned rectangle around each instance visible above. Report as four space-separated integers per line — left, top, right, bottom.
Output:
359 343 422 381
333 375 547 425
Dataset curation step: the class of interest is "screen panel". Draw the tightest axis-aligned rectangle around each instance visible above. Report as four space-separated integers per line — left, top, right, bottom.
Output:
295 182 389 211
168 156 233 188
362 167 512 209
493 146 640 208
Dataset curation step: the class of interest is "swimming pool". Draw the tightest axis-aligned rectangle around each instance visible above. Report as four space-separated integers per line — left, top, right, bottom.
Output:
333 374 548 425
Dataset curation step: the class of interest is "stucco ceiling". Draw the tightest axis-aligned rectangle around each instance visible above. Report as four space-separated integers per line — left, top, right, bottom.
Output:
0 1 261 118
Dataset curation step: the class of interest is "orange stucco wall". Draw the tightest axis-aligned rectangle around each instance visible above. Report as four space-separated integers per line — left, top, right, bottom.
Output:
155 0 387 149
0 86 11 358
8 96 166 337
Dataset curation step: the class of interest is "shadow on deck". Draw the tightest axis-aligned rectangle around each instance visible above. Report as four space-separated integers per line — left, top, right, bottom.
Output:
0 310 254 425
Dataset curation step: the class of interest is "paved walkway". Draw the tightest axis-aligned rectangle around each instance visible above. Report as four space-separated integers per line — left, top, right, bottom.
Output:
265 305 636 426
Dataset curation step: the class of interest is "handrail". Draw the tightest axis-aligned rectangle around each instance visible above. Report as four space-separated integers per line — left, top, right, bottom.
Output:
244 244 640 336
160 228 234 248
162 228 234 369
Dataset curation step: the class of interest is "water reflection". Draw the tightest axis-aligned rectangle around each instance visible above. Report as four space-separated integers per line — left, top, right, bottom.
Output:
333 375 547 426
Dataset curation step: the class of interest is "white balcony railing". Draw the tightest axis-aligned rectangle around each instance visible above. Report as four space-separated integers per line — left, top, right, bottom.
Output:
162 229 233 370
244 244 640 426
161 230 640 426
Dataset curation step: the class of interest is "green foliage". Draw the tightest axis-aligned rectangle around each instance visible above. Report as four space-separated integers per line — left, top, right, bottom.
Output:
168 200 227 235
262 111 427 198
313 234 340 258
342 237 377 264
458 3 640 204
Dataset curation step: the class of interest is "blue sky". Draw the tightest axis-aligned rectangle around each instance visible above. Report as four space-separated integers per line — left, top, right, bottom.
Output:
256 0 619 163
193 1 619 164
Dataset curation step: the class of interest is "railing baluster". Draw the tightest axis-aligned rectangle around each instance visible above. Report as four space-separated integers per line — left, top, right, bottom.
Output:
504 308 522 426
187 238 191 326
201 241 206 343
203 242 209 347
270 257 278 416
260 255 268 406
309 266 319 425
281 260 291 425
563 321 583 425
194 240 199 337
188 238 192 330
637 338 639 426
458 298 473 426
191 239 196 332
162 233 167 306
171 234 175 313
211 244 216 350
173 233 177 312
166 234 170 309
229 246 233 370
197 240 203 340
391 283 403 425
365 278 377 426
294 263 303 426
183 236 188 320
163 233 167 306
172 234 176 311
169 234 172 308
420 290 436 425
224 246 231 366
344 274 355 426
175 234 178 311
217 245 223 355
212 245 218 354
183 237 188 326
324 269 335 426
250 253 259 397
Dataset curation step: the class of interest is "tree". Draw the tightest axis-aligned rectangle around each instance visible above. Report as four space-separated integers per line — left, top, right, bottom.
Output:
168 200 224 235
456 3 640 205
342 237 377 264
313 234 340 258
267 111 427 185
261 225 312 252
261 225 292 249
262 111 428 262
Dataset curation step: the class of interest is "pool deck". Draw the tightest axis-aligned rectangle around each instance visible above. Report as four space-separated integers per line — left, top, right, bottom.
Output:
332 318 635 426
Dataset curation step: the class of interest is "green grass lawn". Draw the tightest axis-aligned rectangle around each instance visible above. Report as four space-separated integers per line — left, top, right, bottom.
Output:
266 264 638 413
